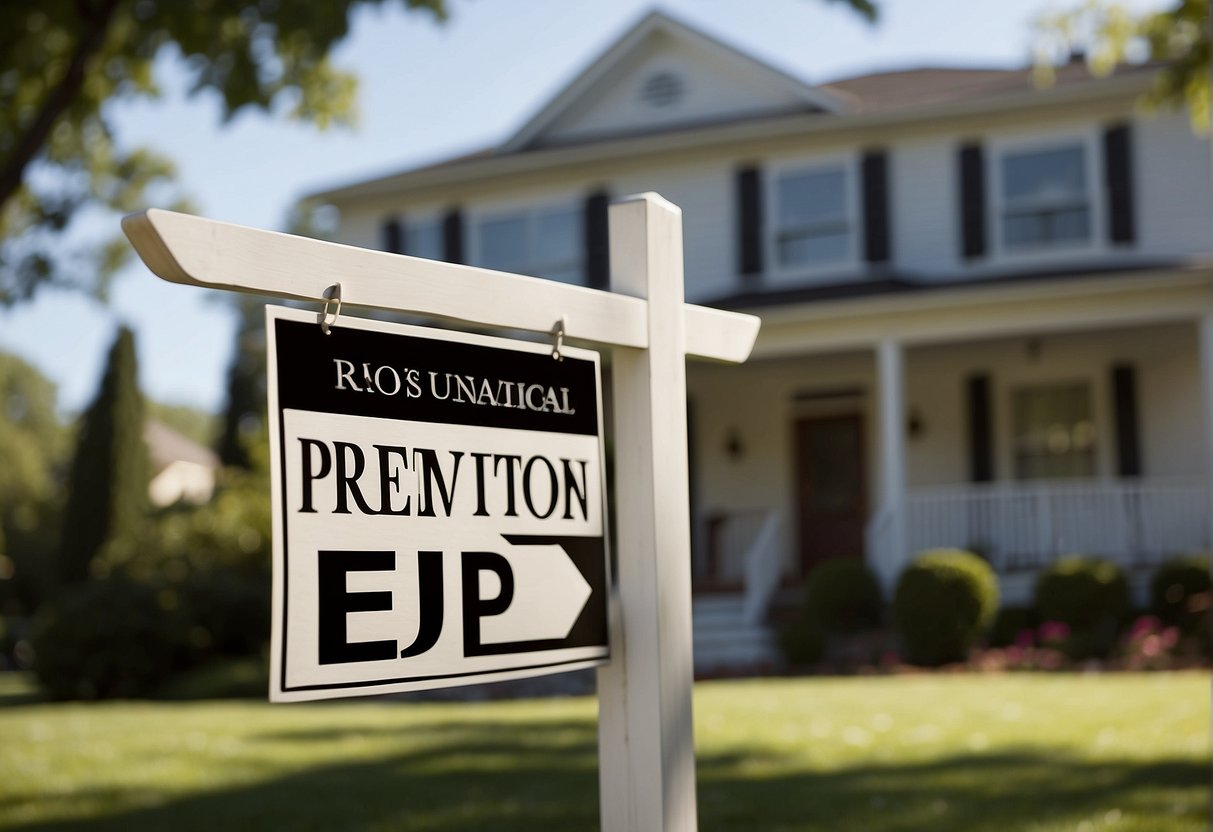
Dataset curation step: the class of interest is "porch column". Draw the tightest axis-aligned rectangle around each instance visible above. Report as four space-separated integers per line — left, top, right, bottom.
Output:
876 338 908 592
1199 313 1213 549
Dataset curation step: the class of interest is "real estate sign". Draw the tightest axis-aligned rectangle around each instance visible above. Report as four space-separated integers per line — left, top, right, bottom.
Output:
265 306 610 702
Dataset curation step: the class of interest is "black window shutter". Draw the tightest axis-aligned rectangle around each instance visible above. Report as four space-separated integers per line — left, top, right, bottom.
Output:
958 143 986 260
967 373 994 482
381 216 403 254
584 190 610 289
736 166 763 281
861 150 891 264
1111 363 1142 476
1104 124 1136 245
442 208 463 264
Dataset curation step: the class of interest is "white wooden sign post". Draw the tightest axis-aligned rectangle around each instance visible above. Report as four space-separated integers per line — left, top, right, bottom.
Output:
123 192 759 832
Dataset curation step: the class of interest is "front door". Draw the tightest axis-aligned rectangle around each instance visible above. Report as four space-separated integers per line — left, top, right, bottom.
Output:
795 413 866 575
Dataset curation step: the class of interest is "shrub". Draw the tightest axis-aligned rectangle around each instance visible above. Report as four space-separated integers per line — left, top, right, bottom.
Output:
31 576 190 700
986 605 1037 648
778 622 825 667
1033 556 1130 659
778 558 882 667
893 549 999 666
1150 557 1211 634
800 558 884 632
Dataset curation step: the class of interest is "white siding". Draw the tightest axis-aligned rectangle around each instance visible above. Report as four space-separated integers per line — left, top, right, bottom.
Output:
1134 112 1213 259
890 135 960 279
545 33 812 145
612 159 736 301
330 104 1212 299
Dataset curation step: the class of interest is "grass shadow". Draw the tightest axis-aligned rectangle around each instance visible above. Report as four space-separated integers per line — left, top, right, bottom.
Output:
3 713 1206 832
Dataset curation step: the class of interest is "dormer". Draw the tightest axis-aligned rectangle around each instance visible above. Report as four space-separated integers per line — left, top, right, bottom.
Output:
503 11 845 152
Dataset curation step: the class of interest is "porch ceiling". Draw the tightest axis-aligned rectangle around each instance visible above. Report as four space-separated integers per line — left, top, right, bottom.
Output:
749 266 1213 359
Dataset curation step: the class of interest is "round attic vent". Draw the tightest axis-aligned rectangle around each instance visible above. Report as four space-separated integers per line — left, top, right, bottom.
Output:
640 71 684 109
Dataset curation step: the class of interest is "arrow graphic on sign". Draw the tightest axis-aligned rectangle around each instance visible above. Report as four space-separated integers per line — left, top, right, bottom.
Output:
465 542 592 651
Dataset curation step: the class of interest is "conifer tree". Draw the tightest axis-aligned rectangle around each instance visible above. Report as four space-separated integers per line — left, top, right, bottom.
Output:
215 298 267 470
58 326 148 585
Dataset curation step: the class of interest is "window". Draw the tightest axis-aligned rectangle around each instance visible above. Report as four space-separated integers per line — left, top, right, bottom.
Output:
478 206 583 284
999 144 1091 249
773 167 851 269
403 219 443 261
1011 383 1096 479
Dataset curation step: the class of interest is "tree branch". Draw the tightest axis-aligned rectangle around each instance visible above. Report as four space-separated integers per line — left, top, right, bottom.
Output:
0 0 122 211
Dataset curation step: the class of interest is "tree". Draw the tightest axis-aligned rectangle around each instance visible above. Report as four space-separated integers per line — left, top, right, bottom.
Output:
0 353 67 523
0 352 68 612
57 326 149 585
0 0 448 307
1035 0 1209 129
215 296 269 469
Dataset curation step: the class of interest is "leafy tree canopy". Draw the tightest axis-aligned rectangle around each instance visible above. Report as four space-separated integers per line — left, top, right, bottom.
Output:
0 352 67 520
1035 0 1209 129
0 0 447 307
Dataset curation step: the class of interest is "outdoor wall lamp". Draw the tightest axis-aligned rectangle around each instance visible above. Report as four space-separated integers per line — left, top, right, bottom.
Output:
724 427 745 460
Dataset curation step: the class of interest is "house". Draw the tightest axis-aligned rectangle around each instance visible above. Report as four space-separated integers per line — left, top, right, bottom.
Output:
308 11 1213 669
144 419 220 507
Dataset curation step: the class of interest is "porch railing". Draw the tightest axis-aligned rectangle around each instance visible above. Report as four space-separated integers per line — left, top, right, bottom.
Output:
702 509 783 623
906 479 1209 571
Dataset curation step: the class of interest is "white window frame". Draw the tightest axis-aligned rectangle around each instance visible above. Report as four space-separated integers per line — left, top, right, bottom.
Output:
469 198 585 285
764 153 861 284
993 366 1113 482
988 128 1106 263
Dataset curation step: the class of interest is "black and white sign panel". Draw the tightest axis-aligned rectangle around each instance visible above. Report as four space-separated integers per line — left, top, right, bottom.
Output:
265 307 610 702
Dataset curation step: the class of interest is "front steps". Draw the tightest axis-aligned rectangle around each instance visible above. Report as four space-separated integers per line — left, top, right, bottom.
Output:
692 594 781 675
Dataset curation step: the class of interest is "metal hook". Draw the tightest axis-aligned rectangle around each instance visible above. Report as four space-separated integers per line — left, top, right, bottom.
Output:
551 316 566 362
319 283 342 335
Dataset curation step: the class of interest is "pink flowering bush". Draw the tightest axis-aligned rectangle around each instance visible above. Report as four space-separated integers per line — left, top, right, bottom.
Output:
1120 615 1182 671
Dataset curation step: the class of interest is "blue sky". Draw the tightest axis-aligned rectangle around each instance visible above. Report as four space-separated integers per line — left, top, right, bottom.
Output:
0 0 1169 416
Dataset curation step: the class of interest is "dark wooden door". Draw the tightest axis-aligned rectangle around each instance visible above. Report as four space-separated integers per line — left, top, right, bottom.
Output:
795 413 866 575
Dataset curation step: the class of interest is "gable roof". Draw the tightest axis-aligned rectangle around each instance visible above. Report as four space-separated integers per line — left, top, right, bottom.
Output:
501 9 846 152
820 59 1159 114
308 37 1158 203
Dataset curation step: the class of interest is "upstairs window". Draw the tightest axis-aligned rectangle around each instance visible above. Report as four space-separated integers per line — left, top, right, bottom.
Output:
478 206 583 284
999 145 1091 249
403 218 443 261
773 166 852 270
1011 382 1096 480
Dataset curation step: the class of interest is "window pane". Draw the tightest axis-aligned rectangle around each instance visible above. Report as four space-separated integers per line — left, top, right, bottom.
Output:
778 169 846 226
1003 207 1090 247
778 229 851 267
479 216 528 272
1012 383 1096 480
535 209 581 263
1002 146 1086 204
404 221 443 261
1001 145 1090 248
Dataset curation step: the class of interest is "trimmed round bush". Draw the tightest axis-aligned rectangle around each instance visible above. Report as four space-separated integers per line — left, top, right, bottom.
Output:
31 576 189 700
1033 556 1130 659
800 558 884 632
778 621 825 667
893 549 999 666
1150 556 1211 634
778 558 882 667
1034 555 1129 632
986 605 1037 648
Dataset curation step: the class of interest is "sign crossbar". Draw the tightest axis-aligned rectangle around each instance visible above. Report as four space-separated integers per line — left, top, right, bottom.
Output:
122 207 759 364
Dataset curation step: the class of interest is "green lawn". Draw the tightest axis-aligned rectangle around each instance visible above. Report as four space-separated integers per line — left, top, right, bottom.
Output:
0 672 1207 831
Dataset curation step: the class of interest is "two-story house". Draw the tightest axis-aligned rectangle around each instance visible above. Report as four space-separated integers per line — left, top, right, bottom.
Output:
309 11 1213 669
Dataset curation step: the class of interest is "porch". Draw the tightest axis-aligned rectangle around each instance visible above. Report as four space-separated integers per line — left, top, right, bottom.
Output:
702 477 1208 604
687 271 1213 668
